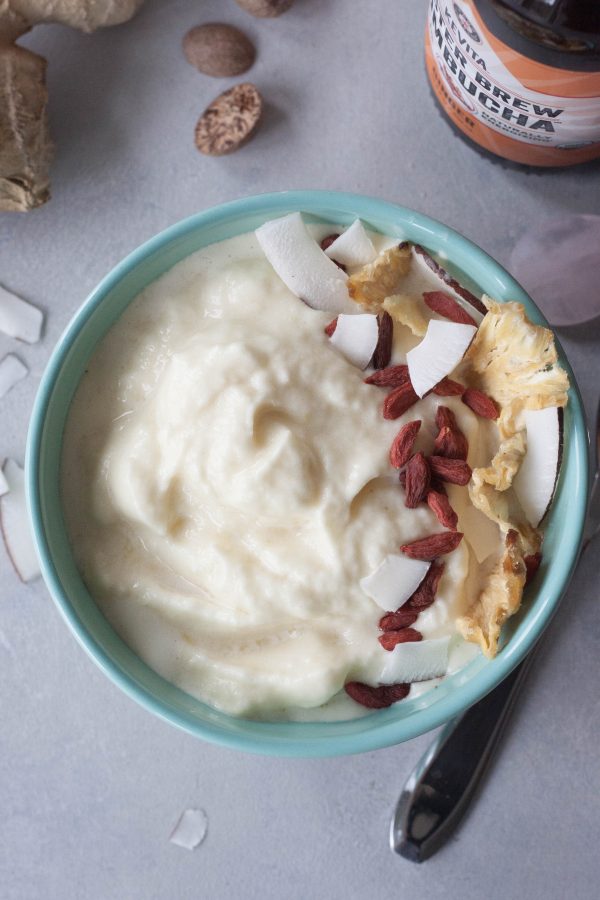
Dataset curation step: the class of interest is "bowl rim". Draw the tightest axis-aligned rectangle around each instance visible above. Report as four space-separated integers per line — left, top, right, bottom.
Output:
26 190 589 757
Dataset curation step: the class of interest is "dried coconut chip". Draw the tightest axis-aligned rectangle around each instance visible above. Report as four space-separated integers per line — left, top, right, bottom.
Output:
411 245 487 318
0 354 28 398
255 213 354 314
0 284 44 344
324 219 377 268
360 554 430 611
169 808 208 851
1 460 40 583
377 635 451 685
513 407 562 527
329 313 379 369
407 320 476 398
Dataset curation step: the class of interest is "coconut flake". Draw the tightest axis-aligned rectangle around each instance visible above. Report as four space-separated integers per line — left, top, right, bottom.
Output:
329 313 379 369
255 213 355 314
377 636 451 685
411 245 486 321
360 554 430 611
407 320 476 398
0 354 28 398
324 219 377 267
0 459 40 583
0 284 44 344
169 808 208 851
0 468 8 498
513 407 561 526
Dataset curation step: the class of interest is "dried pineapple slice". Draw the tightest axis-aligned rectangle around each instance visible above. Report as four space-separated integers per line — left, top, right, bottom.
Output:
459 297 567 657
474 430 527 493
465 297 569 411
457 530 527 658
347 244 411 310
382 293 428 337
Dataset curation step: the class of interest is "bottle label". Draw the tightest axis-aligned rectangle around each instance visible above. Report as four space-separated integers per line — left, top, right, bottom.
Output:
426 0 600 165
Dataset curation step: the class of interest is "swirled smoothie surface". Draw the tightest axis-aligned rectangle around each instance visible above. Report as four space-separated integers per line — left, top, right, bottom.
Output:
62 229 487 719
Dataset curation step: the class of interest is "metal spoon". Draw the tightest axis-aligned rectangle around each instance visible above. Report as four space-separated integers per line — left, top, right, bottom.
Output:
390 398 600 862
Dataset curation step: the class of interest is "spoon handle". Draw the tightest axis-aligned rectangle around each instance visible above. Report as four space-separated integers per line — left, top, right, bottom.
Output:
390 652 534 863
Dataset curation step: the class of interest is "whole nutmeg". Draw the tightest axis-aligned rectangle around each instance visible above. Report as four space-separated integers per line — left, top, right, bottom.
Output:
183 23 256 77
195 83 263 156
234 0 294 17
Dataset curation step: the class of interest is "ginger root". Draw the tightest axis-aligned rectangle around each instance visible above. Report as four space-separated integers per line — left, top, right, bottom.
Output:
0 1 145 211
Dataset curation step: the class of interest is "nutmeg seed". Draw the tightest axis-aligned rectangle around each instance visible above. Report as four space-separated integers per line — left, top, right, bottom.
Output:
183 23 256 78
234 0 294 18
195 83 263 156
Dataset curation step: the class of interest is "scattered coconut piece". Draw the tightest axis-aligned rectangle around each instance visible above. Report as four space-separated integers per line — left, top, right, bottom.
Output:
513 407 562 527
195 83 262 156
324 219 377 268
0 459 40 583
182 23 256 77
360 554 430 611
0 468 8 498
169 808 208 851
329 313 379 369
377 636 451 685
0 354 28 398
0 284 44 343
256 213 355 314
407 320 477 398
411 245 486 319
235 0 294 16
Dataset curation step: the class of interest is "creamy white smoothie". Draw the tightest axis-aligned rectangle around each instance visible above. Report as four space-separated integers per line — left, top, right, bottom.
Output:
61 224 504 720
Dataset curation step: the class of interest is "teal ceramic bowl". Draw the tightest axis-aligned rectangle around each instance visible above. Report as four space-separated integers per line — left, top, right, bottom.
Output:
27 191 588 757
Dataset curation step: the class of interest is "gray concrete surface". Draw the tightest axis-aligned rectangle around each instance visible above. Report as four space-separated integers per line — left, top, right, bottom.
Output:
1 1 599 898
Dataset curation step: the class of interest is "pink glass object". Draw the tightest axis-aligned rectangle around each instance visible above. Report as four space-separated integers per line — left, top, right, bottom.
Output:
509 214 600 327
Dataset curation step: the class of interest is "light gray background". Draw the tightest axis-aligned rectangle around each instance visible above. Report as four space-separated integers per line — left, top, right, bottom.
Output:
2 1 599 898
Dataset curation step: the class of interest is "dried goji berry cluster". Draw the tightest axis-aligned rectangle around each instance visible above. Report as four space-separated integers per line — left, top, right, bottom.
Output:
338 295 502 710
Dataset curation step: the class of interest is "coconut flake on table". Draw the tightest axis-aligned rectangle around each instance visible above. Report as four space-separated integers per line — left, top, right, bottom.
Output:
0 284 44 343
377 635 451 685
0 354 28 398
324 219 377 267
360 554 430 611
169 808 208 851
407 320 477 398
0 459 40 583
255 212 356 314
329 313 379 369
513 407 562 527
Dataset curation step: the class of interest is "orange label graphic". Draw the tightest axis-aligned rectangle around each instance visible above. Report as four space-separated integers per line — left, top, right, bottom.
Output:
426 0 600 166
